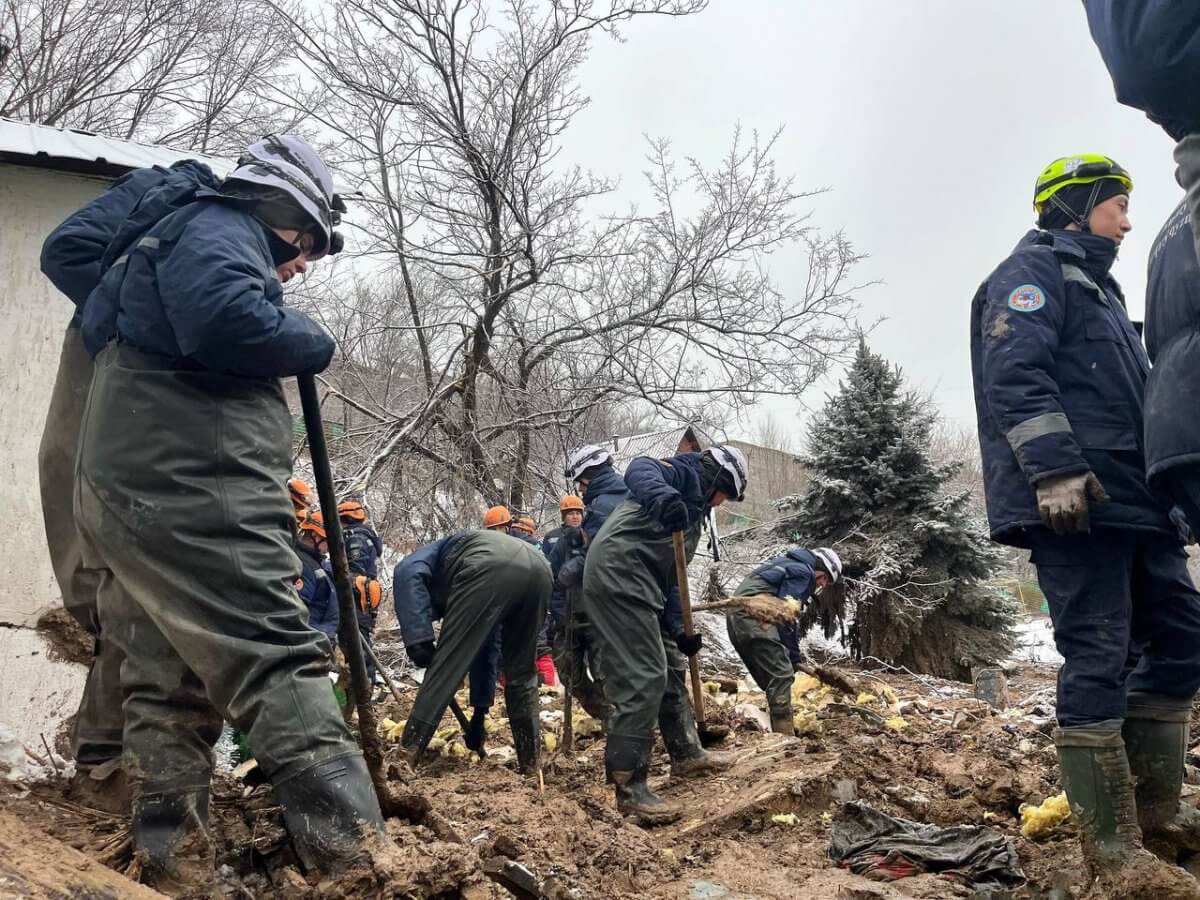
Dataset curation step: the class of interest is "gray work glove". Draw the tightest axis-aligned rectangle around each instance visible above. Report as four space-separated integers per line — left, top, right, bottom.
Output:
1035 472 1110 535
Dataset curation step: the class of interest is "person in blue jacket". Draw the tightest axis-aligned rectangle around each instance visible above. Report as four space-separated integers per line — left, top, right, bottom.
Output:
582 445 748 825
39 159 219 813
337 499 384 682
294 511 339 649
1084 3 1200 270
546 445 630 725
970 154 1200 890
726 548 842 735
393 528 551 774
70 135 385 890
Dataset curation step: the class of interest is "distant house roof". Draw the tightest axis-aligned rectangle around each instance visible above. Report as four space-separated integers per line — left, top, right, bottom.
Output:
0 117 233 179
611 424 708 471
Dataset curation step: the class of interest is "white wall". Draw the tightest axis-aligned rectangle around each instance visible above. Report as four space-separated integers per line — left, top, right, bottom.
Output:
0 163 108 747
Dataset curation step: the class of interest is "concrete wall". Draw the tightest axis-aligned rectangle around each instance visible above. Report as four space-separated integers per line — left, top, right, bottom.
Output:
0 163 108 747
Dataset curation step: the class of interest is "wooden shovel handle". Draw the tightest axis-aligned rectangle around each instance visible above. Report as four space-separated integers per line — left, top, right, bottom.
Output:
672 531 706 727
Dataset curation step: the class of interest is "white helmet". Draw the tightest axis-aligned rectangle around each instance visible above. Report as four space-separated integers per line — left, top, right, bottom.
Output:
224 134 345 259
812 547 843 583
564 444 612 482
707 444 749 501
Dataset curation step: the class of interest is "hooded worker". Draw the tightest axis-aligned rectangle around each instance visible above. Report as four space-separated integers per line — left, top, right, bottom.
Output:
726 548 842 734
69 134 384 892
392 528 551 773
40 157 223 814
970 154 1200 891
582 445 748 824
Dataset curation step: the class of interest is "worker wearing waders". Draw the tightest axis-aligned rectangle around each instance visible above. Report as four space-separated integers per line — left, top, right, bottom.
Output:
71 135 386 892
39 158 221 813
582 446 748 824
547 445 632 725
726 548 842 735
970 155 1200 890
393 529 552 773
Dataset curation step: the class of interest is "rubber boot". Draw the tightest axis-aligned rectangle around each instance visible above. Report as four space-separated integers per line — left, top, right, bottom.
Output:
1055 722 1200 898
132 779 217 899
509 713 541 776
613 767 683 826
770 710 796 736
670 749 737 779
271 753 386 875
1124 692 1200 857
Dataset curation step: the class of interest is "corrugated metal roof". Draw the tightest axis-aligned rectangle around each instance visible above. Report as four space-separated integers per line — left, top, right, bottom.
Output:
0 117 233 178
611 425 707 472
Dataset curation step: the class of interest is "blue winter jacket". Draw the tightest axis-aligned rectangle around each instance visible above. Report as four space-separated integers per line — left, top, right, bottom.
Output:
343 520 383 579
623 452 709 635
549 465 629 625
746 548 820 666
40 161 218 326
296 542 339 647
81 192 334 377
1084 1 1200 140
1145 199 1200 488
392 533 468 648
970 228 1175 546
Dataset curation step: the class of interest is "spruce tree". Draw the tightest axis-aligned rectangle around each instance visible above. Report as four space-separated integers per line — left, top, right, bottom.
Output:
782 339 1020 680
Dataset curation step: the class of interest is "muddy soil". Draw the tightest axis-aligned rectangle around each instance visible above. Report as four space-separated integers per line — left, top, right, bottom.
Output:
35 606 94 666
0 661 1145 899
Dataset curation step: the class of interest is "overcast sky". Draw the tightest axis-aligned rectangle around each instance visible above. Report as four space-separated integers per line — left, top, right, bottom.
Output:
554 0 1182 436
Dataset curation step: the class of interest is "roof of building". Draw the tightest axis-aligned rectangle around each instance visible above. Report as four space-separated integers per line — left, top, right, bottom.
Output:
0 117 233 180
611 424 708 471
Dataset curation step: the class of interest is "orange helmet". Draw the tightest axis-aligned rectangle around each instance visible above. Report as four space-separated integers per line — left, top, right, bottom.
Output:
513 515 537 535
482 506 512 530
297 509 326 541
337 499 367 522
560 495 584 515
288 478 313 512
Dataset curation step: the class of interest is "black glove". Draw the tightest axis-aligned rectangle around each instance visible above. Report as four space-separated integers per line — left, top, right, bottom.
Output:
406 640 435 668
465 706 488 752
674 631 702 656
562 525 585 550
660 497 690 533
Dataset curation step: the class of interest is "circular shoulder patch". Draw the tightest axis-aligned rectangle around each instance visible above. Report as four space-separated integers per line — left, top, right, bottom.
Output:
1007 284 1045 312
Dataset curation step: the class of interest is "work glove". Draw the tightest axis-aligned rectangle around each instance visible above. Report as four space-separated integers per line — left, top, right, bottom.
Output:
674 631 703 657
406 640 435 669
464 706 488 753
659 497 690 533
1035 472 1109 535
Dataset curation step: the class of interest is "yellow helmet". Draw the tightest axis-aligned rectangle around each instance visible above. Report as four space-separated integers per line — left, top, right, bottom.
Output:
1033 154 1132 220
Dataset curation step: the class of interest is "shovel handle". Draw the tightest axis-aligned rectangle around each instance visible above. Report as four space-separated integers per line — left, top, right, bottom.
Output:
672 531 706 728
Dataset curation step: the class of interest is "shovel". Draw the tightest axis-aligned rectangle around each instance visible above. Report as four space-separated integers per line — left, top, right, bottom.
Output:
672 531 729 746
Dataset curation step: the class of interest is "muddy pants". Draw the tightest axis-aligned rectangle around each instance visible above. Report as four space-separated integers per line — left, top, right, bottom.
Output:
1029 529 1200 727
551 592 612 723
726 611 793 719
38 326 124 766
75 344 360 791
402 533 550 756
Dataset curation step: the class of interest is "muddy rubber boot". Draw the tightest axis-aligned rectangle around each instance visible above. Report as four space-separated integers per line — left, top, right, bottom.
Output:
613 768 683 826
670 749 736 779
1055 722 1200 899
770 712 796 736
509 714 541 776
272 753 386 875
1125 692 1200 857
132 779 218 899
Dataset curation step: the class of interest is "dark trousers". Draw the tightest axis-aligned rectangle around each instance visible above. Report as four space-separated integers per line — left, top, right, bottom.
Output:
37 326 124 766
1029 528 1200 726
726 611 794 718
551 610 613 723
402 534 550 752
75 345 360 790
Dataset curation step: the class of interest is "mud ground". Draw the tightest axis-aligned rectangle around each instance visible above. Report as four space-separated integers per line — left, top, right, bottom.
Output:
4 660 1195 898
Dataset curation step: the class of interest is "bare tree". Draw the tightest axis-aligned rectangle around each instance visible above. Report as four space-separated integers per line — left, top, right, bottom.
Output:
279 0 866 538
0 0 308 152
